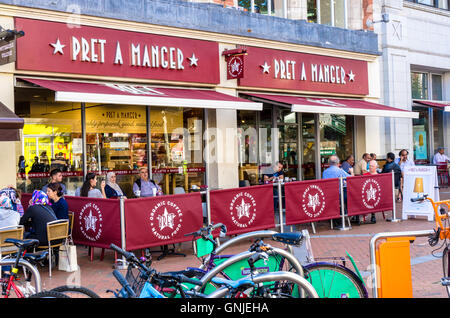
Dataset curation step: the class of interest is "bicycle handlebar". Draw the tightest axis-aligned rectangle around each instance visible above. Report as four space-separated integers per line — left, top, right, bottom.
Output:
112 269 137 298
158 272 203 287
410 194 429 203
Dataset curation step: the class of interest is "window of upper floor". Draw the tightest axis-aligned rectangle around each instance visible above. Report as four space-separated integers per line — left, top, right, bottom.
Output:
411 71 443 101
405 0 449 11
307 0 348 29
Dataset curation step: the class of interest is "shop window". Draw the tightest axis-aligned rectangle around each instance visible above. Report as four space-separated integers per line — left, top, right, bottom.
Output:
411 72 429 100
307 0 347 28
301 113 316 180
319 114 354 174
431 74 443 101
238 110 259 185
15 87 83 194
277 109 299 180
412 106 430 162
150 107 205 195
433 108 444 154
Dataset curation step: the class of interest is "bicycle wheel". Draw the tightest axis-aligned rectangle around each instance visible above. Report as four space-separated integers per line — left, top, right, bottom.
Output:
50 285 101 298
303 262 368 298
442 246 450 298
28 291 70 298
207 271 319 298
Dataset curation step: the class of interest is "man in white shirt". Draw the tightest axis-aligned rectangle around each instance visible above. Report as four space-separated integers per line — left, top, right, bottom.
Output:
395 149 415 172
433 147 450 165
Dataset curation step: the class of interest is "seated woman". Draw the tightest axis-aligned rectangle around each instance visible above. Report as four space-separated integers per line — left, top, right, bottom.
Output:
0 186 24 216
105 172 125 199
19 190 57 246
75 172 106 198
46 182 69 220
0 195 20 229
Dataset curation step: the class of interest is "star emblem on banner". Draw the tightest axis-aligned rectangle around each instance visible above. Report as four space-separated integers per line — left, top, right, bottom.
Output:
50 38 65 55
188 53 199 67
260 62 271 74
348 70 355 82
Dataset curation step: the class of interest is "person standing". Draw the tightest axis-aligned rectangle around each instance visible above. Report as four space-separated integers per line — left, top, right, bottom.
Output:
382 152 402 202
46 183 69 220
341 155 355 174
133 167 163 198
42 168 67 195
353 153 370 175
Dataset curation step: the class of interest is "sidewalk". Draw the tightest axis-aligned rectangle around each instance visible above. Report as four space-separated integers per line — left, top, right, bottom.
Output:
36 190 450 298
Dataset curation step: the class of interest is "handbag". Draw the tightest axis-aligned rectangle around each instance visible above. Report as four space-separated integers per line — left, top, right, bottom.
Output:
58 244 78 272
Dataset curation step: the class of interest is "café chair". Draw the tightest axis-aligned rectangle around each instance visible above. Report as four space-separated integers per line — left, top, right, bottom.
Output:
0 225 24 259
37 219 70 277
436 162 449 188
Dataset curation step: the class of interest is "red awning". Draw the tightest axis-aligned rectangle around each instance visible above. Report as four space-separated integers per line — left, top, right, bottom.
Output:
18 78 262 111
413 100 450 112
244 93 418 118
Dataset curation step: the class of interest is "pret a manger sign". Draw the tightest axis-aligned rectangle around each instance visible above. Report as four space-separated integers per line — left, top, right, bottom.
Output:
240 47 369 95
14 18 219 84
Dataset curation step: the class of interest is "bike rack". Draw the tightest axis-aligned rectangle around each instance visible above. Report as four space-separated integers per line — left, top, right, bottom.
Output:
369 230 435 298
194 247 305 293
0 258 42 294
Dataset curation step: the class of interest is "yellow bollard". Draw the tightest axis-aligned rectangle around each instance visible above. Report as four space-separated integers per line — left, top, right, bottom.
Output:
375 237 415 298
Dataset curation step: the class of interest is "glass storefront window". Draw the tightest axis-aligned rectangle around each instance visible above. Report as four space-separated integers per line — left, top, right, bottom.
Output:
301 113 316 180
15 87 83 194
433 108 444 154
85 104 148 197
150 107 205 195
319 114 354 174
412 106 430 162
237 110 258 185
411 72 429 100
277 109 298 180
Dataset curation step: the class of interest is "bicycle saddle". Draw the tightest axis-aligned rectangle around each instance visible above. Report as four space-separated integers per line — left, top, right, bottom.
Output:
272 232 303 246
4 238 39 249
23 250 49 263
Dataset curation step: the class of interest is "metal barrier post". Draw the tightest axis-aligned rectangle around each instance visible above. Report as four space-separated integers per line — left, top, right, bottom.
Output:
388 170 401 223
278 181 284 233
114 196 128 269
206 188 212 225
337 177 350 231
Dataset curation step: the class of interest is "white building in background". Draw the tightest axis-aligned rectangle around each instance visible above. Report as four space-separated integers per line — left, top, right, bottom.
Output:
374 0 450 162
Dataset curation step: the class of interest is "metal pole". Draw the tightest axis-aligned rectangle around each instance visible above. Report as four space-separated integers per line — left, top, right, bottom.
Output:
337 177 350 231
388 170 401 222
146 106 153 180
206 187 212 225
114 196 128 269
369 230 434 298
278 181 284 233
81 102 87 178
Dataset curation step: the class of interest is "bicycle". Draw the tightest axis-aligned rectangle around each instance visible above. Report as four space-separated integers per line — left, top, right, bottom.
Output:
411 194 450 297
0 238 69 298
185 223 367 298
108 243 318 298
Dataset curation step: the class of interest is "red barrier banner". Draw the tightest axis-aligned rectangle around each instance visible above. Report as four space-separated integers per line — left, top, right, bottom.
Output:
209 184 275 236
285 178 341 225
346 174 393 216
66 196 122 248
124 193 203 250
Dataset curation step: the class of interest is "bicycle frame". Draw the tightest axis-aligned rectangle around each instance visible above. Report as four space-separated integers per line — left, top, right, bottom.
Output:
0 258 42 297
422 197 450 239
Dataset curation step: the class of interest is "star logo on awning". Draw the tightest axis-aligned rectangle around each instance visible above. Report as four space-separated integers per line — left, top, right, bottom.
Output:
50 38 65 55
260 62 271 74
348 70 355 82
188 53 199 67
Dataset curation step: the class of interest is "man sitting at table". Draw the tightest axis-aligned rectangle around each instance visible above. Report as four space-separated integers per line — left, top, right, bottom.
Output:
263 161 285 183
433 147 450 165
133 167 163 197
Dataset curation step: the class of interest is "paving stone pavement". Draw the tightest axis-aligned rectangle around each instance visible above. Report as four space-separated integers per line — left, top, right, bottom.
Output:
32 190 450 299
